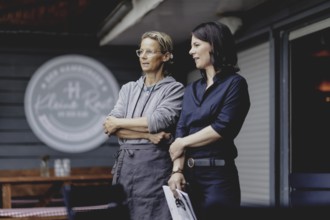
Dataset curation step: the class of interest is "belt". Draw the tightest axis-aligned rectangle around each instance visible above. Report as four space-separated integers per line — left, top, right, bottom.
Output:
187 158 226 168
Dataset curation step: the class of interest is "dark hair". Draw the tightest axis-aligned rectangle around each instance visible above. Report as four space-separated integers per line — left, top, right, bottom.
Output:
191 21 239 73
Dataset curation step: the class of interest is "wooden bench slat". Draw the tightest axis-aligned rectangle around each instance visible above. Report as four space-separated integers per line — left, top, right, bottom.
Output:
0 167 112 209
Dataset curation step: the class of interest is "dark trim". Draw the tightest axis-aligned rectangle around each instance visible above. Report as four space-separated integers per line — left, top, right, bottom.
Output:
236 0 330 45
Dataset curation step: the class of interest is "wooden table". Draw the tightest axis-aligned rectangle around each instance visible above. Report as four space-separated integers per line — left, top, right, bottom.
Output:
0 173 113 209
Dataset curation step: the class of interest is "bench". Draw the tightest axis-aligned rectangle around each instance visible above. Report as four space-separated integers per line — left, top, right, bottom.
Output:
0 166 112 208
0 166 112 219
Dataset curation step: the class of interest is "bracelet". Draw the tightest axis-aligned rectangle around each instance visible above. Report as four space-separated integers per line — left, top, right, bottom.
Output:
170 168 183 176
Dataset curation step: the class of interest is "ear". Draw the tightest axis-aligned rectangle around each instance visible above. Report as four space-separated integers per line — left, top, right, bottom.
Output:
162 52 172 62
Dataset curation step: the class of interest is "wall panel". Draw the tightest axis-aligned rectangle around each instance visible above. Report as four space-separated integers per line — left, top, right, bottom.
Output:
237 42 271 207
0 40 139 171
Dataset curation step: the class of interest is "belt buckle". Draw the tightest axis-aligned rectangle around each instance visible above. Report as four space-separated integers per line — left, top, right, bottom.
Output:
187 158 194 168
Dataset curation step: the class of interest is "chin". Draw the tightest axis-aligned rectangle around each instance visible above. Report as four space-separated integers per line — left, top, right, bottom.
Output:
195 64 202 69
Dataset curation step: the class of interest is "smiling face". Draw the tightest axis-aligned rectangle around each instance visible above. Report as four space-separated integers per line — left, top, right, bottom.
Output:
138 37 168 74
189 35 214 72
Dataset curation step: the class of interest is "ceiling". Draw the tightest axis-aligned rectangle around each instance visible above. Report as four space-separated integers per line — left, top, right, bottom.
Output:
0 0 270 47
0 0 121 34
101 0 269 46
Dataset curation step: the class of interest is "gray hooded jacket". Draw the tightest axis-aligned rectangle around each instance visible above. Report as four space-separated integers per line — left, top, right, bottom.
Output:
109 75 184 145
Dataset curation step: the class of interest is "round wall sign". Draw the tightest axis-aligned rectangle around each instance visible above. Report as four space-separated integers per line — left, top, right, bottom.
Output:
24 54 119 153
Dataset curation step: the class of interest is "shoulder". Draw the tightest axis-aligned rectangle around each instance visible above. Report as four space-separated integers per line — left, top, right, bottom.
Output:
162 76 185 89
171 81 185 89
233 72 246 80
121 78 142 90
120 81 133 91
224 73 249 93
187 78 203 89
224 72 248 85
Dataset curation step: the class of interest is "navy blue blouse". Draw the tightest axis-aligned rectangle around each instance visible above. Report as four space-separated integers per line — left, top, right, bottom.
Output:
175 72 250 159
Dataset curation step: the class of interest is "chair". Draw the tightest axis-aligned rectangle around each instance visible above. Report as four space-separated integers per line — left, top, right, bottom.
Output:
61 183 130 220
290 173 330 207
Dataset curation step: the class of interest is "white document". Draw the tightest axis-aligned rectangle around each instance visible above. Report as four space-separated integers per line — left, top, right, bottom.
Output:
162 185 197 220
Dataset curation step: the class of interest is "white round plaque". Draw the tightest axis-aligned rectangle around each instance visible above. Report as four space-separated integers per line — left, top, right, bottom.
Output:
24 54 119 153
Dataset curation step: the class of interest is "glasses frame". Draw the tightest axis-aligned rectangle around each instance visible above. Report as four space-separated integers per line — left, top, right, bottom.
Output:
136 49 164 57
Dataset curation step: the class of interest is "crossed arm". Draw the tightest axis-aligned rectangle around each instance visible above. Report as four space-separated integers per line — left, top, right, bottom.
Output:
103 116 171 144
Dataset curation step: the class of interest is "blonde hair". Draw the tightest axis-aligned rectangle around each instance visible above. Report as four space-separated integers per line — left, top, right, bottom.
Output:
140 31 174 76
141 31 173 54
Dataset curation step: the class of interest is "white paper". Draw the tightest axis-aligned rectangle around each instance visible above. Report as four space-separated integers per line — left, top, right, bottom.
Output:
162 185 197 220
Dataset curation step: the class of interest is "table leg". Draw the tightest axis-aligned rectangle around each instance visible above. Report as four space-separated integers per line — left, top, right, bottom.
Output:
35 182 63 207
1 183 12 208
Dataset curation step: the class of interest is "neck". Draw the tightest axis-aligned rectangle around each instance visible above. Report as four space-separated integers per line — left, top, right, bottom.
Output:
205 68 219 89
144 73 164 86
205 65 218 78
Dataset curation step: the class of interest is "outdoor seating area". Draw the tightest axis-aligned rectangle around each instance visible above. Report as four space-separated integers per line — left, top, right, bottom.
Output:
0 167 113 219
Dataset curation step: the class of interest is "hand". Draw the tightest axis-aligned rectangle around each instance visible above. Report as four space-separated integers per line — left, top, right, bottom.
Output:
103 116 119 135
169 138 185 161
168 172 186 199
147 132 171 144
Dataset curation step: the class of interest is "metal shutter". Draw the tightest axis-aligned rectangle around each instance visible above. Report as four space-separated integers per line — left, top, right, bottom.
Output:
236 42 271 207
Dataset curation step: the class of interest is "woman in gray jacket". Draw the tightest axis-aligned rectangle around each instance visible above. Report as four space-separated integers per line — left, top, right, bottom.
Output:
103 31 184 220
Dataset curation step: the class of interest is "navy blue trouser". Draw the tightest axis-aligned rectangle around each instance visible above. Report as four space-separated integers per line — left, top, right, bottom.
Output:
185 162 241 220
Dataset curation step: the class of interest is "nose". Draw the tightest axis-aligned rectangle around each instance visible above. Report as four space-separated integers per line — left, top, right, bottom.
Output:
189 48 194 55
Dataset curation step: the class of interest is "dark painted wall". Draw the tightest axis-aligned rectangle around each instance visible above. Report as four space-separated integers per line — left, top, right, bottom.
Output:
0 33 142 170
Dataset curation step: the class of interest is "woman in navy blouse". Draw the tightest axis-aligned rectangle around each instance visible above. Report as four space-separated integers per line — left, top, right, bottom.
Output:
168 21 250 220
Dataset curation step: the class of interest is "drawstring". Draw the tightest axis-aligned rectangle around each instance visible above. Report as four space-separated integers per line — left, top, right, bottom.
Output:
139 84 155 116
131 77 157 118
131 84 144 117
